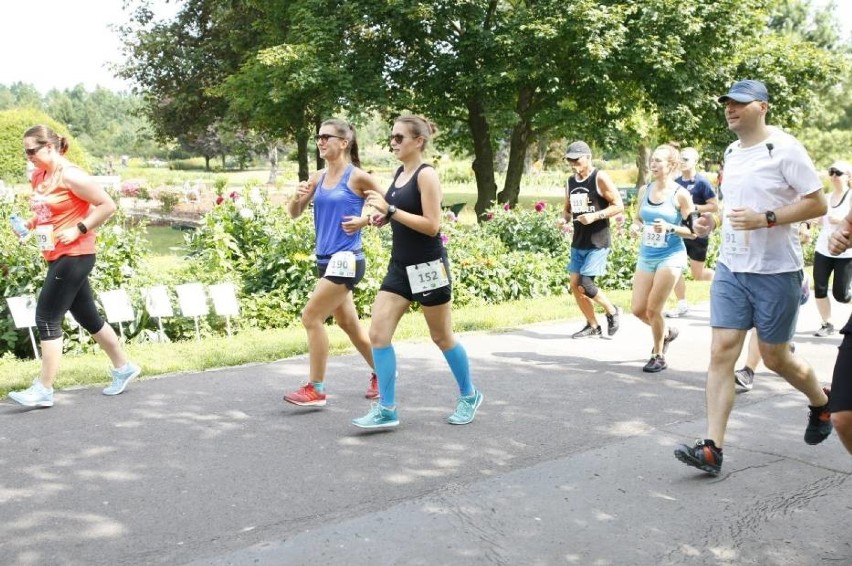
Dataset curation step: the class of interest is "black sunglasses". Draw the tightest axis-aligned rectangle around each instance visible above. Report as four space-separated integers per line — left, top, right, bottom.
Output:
315 133 345 143
829 168 846 177
389 134 411 144
24 144 45 156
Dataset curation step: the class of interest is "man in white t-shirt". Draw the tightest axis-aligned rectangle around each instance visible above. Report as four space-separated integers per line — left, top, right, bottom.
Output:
674 80 831 476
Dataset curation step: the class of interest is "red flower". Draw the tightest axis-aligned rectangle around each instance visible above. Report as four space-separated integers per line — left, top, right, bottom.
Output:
215 195 224 205
534 201 546 212
503 202 512 211
485 212 494 220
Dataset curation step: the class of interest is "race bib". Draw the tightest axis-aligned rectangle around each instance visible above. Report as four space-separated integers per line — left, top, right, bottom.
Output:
406 259 450 294
722 226 750 255
325 251 356 278
34 225 55 251
569 193 591 214
642 225 667 248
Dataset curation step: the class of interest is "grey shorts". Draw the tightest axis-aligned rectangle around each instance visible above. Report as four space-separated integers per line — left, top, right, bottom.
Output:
710 262 802 344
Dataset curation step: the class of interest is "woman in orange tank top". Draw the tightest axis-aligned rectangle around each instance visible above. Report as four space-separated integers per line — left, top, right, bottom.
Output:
7 125 140 408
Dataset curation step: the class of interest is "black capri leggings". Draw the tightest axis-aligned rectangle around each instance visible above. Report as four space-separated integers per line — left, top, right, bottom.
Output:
812 251 852 303
36 254 106 340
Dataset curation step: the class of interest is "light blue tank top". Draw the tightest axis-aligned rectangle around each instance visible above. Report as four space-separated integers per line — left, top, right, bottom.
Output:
313 164 365 261
638 184 686 260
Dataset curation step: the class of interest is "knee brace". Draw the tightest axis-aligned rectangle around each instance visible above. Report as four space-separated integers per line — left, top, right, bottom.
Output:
579 275 599 299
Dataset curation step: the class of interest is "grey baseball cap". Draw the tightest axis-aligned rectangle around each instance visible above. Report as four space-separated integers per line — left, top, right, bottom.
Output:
717 80 769 103
564 140 592 159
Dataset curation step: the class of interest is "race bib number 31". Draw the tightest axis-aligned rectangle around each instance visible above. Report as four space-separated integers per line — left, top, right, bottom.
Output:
326 251 356 278
406 259 450 294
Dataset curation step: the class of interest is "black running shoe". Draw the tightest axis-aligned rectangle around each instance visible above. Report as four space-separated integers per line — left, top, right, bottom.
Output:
642 354 667 373
662 326 679 354
734 366 754 392
804 388 833 445
572 323 602 338
674 439 723 475
606 306 621 336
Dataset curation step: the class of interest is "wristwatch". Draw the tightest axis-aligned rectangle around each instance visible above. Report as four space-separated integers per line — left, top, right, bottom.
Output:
765 210 777 228
386 205 397 219
77 222 88 234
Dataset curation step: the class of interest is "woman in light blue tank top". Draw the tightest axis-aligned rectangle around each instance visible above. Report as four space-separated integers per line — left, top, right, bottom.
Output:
629 144 698 373
283 118 385 408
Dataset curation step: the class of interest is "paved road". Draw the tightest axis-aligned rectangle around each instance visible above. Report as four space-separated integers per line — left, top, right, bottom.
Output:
1 302 850 565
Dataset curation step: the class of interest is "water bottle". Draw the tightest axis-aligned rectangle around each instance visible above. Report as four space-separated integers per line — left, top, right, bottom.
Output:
10 213 30 240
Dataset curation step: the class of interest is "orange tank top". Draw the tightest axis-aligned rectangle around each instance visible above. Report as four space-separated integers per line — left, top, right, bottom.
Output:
29 167 97 261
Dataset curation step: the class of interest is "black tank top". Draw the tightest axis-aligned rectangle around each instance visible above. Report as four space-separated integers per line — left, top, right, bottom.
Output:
568 169 611 249
386 164 444 265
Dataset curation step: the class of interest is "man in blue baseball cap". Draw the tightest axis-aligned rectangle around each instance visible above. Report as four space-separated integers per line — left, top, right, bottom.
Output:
674 79 831 476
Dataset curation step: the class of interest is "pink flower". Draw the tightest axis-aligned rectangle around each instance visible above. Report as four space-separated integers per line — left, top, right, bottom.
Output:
503 202 511 211
229 191 240 201
534 200 546 212
440 233 450 245
485 212 494 220
615 213 625 226
444 210 457 222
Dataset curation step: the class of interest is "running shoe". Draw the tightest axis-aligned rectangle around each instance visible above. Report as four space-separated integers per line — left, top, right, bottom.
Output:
662 326 679 354
103 362 141 396
814 322 835 337
664 304 689 318
734 366 754 392
674 439 723 475
448 390 483 425
606 306 622 336
9 379 54 408
365 373 379 400
642 354 667 373
572 323 602 338
352 402 399 429
284 382 327 407
804 388 832 445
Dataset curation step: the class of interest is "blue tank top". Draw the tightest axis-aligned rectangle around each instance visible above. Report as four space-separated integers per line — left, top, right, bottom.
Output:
638 184 686 260
313 164 366 261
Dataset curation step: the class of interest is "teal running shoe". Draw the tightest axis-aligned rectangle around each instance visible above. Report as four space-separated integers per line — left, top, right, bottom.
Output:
103 362 141 396
9 379 54 408
448 389 483 425
352 402 399 429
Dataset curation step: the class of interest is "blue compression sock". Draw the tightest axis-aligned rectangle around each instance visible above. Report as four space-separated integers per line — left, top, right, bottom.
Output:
443 342 474 397
311 381 325 393
372 345 397 407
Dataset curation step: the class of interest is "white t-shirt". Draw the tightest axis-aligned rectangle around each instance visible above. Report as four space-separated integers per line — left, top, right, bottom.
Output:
815 190 852 259
719 130 822 273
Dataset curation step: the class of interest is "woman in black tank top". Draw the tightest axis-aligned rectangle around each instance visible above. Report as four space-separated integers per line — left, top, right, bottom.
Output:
351 115 483 430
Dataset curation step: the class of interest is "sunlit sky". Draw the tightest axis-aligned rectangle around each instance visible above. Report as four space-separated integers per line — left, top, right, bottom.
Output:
0 0 849 94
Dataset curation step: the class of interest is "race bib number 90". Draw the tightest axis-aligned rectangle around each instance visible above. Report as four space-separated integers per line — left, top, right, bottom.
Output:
406 259 450 294
325 251 356 278
642 225 667 248
34 225 56 251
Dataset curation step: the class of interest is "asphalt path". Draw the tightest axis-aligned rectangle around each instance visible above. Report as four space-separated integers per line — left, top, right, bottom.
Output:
1 301 850 565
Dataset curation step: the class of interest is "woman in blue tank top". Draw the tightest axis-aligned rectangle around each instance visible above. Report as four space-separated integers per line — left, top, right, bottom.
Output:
283 119 384 408
629 144 697 373
351 115 483 430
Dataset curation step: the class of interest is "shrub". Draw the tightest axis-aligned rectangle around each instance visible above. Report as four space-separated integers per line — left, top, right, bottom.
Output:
0 108 91 183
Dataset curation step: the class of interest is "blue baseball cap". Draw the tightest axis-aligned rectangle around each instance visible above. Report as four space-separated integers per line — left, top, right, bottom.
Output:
717 80 769 103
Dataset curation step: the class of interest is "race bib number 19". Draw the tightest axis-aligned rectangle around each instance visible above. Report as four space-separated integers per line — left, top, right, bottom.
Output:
326 251 356 278
406 259 450 294
34 225 55 251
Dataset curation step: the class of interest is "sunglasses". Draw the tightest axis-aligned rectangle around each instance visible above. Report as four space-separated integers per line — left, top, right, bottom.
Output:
314 133 345 143
828 168 847 177
24 144 45 156
389 134 413 144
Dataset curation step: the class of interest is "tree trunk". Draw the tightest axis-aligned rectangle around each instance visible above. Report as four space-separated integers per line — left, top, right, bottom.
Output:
498 86 534 207
466 97 498 222
635 143 651 190
267 142 279 185
297 131 309 182
204 155 211 171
